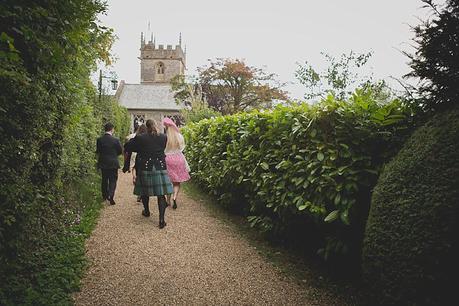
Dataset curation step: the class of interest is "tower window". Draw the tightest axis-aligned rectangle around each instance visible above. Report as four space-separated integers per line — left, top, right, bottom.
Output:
157 62 165 74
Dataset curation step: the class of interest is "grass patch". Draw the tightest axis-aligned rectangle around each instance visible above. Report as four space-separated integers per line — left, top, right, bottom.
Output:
183 180 364 305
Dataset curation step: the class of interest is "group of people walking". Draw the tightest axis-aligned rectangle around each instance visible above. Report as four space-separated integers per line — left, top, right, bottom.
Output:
96 118 190 229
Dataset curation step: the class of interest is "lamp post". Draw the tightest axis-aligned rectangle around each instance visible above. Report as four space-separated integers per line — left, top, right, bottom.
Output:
98 69 118 103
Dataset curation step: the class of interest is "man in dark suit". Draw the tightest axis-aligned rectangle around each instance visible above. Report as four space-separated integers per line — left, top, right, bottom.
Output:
96 122 122 205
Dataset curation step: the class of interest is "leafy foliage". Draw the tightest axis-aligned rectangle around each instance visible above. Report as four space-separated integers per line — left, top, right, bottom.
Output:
1 180 103 306
405 0 459 113
172 58 288 115
0 0 129 303
295 51 394 103
171 75 221 123
183 90 412 261
94 94 130 138
362 106 459 305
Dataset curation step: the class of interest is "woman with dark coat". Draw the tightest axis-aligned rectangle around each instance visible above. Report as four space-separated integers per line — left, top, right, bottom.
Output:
125 119 173 229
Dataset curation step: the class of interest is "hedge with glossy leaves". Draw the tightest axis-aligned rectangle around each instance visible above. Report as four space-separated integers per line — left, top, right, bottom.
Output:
183 91 411 260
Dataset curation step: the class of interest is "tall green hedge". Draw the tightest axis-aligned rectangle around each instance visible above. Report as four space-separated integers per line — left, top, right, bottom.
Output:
361 106 459 305
94 95 131 139
0 1 129 303
183 91 412 261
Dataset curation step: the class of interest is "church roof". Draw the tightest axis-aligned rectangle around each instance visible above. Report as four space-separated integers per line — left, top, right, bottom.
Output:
115 82 181 111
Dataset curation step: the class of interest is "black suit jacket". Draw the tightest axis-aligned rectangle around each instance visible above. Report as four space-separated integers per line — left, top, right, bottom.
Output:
96 133 122 169
124 133 167 170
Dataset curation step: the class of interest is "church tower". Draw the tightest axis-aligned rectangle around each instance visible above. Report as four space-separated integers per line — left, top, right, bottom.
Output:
139 32 186 84
115 32 185 132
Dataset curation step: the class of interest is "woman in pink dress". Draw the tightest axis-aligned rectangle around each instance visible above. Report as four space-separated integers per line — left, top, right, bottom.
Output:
163 117 190 209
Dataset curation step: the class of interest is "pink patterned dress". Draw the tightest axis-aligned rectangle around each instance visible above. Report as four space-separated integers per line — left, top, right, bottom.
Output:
165 135 191 183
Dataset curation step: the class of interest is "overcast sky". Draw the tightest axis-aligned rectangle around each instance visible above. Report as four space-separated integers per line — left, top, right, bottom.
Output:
99 0 433 99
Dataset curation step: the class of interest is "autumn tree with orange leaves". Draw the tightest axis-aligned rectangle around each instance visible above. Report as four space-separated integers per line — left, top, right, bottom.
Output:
173 58 288 115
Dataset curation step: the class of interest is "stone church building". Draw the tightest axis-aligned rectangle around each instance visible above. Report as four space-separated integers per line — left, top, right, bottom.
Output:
115 33 185 131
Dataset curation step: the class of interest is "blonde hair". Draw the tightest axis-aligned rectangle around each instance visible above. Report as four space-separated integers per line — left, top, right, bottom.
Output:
165 128 185 151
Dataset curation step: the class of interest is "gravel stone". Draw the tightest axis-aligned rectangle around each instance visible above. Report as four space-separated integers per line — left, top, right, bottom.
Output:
73 172 344 305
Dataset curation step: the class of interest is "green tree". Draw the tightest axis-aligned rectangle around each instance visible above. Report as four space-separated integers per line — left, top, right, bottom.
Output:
404 0 459 113
295 51 393 102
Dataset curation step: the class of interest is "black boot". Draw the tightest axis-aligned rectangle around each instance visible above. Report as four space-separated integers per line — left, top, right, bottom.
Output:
172 199 177 210
142 196 150 217
158 196 167 229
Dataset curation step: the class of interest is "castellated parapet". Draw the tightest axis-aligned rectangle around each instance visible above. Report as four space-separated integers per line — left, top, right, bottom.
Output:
139 34 186 84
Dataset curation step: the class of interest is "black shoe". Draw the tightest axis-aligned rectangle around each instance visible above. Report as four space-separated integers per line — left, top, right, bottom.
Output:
159 221 167 229
172 199 177 210
109 199 116 205
136 196 142 203
142 210 150 217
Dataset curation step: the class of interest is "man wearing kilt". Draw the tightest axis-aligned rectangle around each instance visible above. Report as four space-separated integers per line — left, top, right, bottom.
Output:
125 119 173 229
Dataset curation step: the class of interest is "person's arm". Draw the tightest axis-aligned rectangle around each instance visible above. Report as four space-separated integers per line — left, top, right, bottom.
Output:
122 150 132 173
122 137 135 173
132 167 137 185
124 136 139 152
115 138 122 156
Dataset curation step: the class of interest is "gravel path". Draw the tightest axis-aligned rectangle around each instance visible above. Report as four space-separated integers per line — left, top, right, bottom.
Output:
74 171 342 305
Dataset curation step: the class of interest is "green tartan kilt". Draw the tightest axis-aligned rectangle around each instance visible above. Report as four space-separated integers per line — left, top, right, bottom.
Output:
134 167 173 196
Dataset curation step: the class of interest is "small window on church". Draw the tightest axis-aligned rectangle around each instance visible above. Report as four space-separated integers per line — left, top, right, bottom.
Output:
157 62 165 74
133 114 146 131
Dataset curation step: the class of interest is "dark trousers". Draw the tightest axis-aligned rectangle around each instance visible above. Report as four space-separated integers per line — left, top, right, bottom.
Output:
101 168 118 200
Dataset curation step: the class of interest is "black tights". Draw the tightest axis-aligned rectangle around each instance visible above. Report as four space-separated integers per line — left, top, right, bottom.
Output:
141 195 166 212
141 196 149 212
